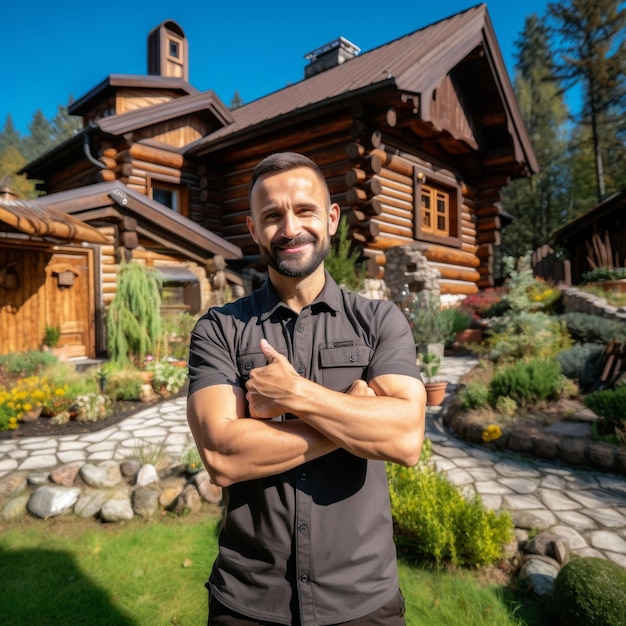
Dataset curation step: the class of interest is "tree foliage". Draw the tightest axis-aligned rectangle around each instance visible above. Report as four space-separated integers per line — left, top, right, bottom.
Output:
106 261 163 366
547 0 626 200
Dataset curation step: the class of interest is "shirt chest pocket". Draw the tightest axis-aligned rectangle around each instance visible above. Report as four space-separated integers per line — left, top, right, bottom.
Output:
319 345 372 392
236 350 289 384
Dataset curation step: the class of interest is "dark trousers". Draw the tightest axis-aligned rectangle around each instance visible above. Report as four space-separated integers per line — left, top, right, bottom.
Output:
208 590 406 626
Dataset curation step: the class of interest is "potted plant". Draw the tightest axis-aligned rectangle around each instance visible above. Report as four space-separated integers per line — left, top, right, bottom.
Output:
405 292 454 361
419 351 448 406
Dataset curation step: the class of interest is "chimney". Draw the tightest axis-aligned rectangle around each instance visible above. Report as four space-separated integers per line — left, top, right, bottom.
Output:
304 37 360 79
147 20 189 81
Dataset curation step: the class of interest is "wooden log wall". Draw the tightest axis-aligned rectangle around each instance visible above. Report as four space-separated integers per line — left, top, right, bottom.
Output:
213 125 356 258
345 138 480 295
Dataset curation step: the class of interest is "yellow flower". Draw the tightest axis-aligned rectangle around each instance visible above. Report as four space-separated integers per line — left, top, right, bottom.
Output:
482 424 502 442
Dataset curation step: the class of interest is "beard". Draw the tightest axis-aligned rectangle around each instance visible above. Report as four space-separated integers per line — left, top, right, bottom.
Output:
259 233 331 277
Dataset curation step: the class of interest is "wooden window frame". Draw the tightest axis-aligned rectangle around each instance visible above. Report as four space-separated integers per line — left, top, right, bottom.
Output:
149 179 189 218
413 169 462 248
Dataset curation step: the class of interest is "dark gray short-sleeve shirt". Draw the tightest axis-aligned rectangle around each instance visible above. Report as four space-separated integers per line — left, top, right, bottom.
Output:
188 274 421 626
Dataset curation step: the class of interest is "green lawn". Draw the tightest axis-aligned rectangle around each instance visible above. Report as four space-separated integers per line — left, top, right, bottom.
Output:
0 513 550 625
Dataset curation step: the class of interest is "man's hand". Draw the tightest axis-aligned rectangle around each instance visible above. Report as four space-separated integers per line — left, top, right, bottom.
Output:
246 339 299 419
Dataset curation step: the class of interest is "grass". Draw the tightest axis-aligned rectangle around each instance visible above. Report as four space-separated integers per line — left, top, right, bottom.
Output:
0 513 552 626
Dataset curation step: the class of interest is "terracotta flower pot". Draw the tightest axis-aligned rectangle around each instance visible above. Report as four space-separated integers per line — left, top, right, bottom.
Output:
425 381 448 406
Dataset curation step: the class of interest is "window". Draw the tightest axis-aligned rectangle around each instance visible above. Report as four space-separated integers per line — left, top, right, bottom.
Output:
169 39 180 59
421 186 449 236
153 186 178 212
414 169 461 246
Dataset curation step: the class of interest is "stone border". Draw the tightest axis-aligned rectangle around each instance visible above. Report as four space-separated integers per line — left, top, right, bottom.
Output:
442 397 626 476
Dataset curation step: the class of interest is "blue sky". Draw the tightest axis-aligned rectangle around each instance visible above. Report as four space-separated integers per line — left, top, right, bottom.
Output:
4 1 552 135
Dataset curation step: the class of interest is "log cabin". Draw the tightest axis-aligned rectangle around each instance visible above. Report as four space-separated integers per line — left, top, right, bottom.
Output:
15 4 538 358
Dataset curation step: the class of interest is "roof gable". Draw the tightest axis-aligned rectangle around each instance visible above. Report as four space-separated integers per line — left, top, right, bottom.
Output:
37 182 242 264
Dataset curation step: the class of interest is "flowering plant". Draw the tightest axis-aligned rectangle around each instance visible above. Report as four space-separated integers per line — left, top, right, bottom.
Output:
145 359 188 395
482 424 502 442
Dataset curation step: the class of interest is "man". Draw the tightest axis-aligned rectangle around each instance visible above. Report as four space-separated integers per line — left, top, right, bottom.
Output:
187 152 426 626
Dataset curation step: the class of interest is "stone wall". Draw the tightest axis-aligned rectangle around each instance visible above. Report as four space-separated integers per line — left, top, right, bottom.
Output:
562 287 626 322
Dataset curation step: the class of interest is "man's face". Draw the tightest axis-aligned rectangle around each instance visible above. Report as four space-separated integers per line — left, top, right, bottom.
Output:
246 166 340 278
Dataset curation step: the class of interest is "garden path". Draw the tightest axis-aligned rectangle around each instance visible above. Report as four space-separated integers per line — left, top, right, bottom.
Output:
0 355 625 568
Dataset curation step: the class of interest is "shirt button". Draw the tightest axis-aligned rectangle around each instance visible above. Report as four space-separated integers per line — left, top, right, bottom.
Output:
244 361 252 371
349 354 356 363
299 472 308 482
297 365 305 375
299 523 308 533
296 325 304 333
300 575 309 583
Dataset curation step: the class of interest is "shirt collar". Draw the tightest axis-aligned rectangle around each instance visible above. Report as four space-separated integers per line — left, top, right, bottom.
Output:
258 271 343 322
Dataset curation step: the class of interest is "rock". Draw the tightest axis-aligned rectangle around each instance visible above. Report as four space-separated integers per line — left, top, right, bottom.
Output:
519 555 560 596
132 486 161 517
159 487 182 508
27 485 81 519
195 471 222 504
524 531 570 565
170 484 202 514
139 384 159 403
27 472 50 486
50 463 82 486
588 442 616 470
74 490 108 518
79 461 123 488
1 493 31 522
558 439 586 466
0 473 28 499
120 460 141 485
511 509 557 531
136 464 159 487
100 496 134 522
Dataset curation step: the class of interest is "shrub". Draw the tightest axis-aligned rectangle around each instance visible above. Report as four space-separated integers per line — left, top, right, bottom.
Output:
146 359 188 395
459 382 489 410
107 261 163 367
557 343 605 391
552 557 626 626
581 267 626 284
405 292 455 345
324 216 366 292
585 387 626 443
104 369 144 401
488 358 564 408
72 392 109 422
181 444 203 473
485 311 572 363
0 351 57 377
495 396 518 418
558 312 626 344
387 458 513 567
460 288 508 320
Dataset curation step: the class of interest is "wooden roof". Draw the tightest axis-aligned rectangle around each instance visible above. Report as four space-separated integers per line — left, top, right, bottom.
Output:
68 74 199 117
187 4 537 174
37 181 242 264
0 196 108 244
96 90 234 137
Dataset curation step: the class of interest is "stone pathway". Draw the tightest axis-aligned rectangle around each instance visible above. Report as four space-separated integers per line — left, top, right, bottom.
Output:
1 356 625 568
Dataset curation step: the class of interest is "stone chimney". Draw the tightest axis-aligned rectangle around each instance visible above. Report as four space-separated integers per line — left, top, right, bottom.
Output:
304 37 360 79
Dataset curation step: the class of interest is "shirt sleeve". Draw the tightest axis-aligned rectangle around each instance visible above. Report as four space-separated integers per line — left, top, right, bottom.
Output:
366 300 422 382
187 310 240 396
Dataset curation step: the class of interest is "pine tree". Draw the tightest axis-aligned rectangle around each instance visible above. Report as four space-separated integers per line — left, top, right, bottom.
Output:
500 14 571 261
22 110 55 162
547 0 626 200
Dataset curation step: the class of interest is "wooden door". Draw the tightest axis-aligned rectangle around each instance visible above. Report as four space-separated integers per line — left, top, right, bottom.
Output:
45 251 95 358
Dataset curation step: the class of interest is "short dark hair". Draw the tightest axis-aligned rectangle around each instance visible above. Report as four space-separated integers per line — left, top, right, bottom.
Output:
249 152 330 203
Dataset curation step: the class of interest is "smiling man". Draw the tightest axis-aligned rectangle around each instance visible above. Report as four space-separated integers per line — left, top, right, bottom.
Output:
187 152 426 626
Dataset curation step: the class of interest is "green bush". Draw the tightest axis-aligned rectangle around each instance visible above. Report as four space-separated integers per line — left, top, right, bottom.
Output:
387 458 513 567
324 216 366 292
104 369 144 401
552 557 626 626
459 382 490 410
557 343 605 391
146 359 188 395
0 351 57 377
558 312 626 344
581 267 626 284
585 386 626 443
495 396 517 418
485 311 572 363
488 358 564 408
